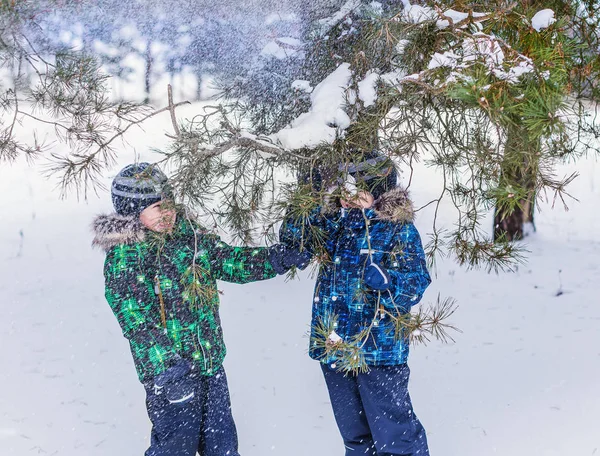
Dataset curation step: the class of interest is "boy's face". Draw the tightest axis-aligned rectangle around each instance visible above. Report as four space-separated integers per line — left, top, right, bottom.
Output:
340 190 375 209
139 201 177 233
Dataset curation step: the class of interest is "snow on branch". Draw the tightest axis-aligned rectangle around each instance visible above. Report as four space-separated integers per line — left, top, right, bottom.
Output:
400 2 490 29
531 9 556 32
270 63 353 149
388 30 537 93
358 71 380 108
317 0 362 35
401 4 437 24
261 37 305 60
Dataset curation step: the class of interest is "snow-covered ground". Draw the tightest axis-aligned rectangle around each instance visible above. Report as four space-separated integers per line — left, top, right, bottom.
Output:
1 105 599 455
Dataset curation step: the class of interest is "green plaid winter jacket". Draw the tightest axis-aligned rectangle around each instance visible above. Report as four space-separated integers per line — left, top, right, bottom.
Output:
92 213 276 382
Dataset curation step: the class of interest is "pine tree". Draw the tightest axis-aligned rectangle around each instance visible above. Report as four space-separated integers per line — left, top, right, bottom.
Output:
142 1 600 370
154 0 599 266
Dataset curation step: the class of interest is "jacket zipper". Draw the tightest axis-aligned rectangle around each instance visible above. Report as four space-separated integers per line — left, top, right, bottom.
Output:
154 275 168 329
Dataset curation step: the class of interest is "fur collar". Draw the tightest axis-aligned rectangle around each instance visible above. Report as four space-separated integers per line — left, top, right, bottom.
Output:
323 186 415 223
372 187 415 223
92 213 146 251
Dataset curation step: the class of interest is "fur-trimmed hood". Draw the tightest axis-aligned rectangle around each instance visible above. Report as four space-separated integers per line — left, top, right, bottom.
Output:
372 186 415 223
92 213 146 251
323 186 415 223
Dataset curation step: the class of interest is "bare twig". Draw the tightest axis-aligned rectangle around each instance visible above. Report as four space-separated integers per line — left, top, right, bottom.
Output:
88 99 191 160
167 84 182 137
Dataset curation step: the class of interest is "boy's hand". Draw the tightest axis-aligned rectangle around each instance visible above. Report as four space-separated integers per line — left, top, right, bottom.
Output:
154 359 195 404
364 262 392 291
269 245 312 275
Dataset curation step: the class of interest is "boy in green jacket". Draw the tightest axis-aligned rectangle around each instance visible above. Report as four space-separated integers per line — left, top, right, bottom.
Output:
92 163 308 456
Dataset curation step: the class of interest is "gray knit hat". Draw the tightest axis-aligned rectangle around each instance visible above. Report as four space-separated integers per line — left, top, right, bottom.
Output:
111 163 173 217
338 151 398 199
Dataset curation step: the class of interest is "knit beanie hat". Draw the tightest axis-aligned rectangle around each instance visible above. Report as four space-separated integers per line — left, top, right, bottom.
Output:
339 151 398 200
111 163 173 217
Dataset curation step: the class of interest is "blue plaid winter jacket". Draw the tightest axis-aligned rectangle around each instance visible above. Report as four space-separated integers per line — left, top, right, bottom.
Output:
280 187 431 366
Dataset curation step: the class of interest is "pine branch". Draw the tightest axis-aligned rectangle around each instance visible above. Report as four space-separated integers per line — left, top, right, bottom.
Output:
164 103 312 160
310 294 459 375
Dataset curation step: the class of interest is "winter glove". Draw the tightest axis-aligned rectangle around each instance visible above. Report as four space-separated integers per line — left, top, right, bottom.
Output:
153 359 195 404
269 244 312 275
364 262 392 291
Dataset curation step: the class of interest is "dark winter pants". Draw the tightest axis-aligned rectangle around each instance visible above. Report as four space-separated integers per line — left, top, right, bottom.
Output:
321 363 429 456
144 367 240 456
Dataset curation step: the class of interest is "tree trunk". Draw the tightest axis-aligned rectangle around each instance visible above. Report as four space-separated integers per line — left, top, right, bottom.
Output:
493 196 535 241
493 0 538 242
493 127 538 242
144 44 152 104
196 70 203 101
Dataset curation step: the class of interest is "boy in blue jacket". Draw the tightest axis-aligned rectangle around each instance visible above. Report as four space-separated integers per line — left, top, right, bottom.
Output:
280 152 432 455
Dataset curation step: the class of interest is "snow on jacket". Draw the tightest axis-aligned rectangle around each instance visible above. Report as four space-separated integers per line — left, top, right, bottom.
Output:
280 187 431 366
92 213 276 382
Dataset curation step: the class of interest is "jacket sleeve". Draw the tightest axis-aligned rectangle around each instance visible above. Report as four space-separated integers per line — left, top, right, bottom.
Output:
207 236 278 284
279 207 338 258
103 249 180 374
381 223 432 312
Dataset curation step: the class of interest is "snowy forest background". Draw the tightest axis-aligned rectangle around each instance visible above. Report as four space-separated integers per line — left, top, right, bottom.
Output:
1 1 600 455
3 0 329 102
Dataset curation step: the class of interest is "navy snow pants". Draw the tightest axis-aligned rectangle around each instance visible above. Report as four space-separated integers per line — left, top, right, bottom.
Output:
321 363 429 456
144 367 240 456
